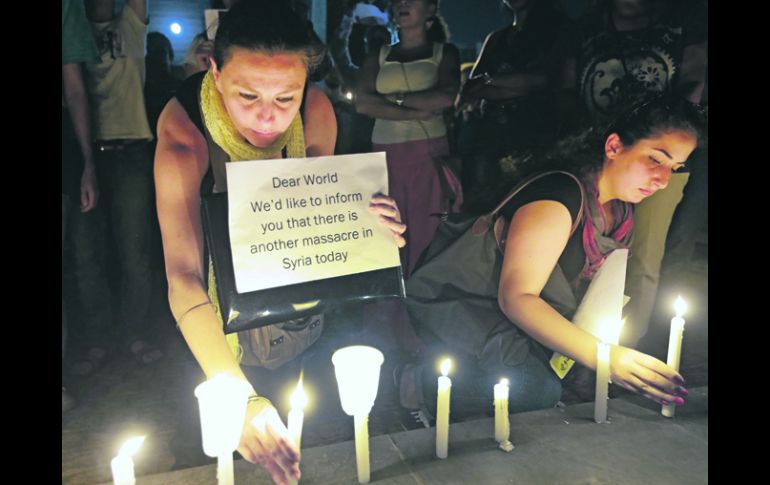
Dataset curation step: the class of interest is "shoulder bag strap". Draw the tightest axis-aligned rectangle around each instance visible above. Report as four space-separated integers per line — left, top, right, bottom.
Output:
471 170 586 252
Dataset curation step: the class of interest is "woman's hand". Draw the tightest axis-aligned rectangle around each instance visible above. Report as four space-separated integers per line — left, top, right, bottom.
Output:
238 398 301 485
368 195 407 248
610 346 688 406
79 165 99 212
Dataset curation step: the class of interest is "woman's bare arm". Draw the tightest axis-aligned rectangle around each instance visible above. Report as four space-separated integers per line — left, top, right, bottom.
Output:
498 200 685 404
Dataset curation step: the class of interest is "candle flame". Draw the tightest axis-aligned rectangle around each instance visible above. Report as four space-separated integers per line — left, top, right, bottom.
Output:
674 296 687 318
118 436 145 457
440 358 451 376
290 373 308 410
500 378 509 387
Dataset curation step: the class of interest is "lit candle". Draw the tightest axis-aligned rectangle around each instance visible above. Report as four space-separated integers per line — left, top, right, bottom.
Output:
331 346 384 485
354 413 370 483
594 342 610 423
494 378 510 443
217 453 234 485
110 436 145 485
435 358 451 459
662 296 687 418
595 319 624 424
194 373 253 485
287 374 307 485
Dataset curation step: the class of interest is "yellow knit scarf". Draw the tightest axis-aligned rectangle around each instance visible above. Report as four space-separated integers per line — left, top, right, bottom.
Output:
200 69 306 161
200 69 307 361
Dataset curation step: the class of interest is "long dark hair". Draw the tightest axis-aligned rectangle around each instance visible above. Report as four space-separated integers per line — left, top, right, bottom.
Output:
213 0 325 72
464 94 706 213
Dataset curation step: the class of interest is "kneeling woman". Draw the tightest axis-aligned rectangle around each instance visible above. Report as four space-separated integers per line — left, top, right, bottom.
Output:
403 95 702 420
155 1 406 482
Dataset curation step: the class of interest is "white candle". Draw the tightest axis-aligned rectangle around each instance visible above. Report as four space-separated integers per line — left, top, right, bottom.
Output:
594 342 610 423
111 436 145 485
662 296 687 418
217 452 234 485
354 413 370 484
194 373 253 485
330 346 384 484
287 375 307 485
436 358 452 459
493 379 510 443
594 319 623 424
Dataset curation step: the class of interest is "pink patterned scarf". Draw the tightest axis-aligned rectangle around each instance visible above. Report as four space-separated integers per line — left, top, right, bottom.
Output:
580 177 634 281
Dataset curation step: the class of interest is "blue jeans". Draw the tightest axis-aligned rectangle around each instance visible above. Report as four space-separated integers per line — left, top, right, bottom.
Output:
418 341 562 419
94 141 155 346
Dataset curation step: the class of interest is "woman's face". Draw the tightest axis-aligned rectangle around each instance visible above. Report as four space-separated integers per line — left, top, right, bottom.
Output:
212 48 307 148
392 0 436 29
603 130 697 203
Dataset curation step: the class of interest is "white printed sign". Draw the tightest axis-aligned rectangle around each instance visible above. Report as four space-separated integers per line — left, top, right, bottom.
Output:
226 152 401 293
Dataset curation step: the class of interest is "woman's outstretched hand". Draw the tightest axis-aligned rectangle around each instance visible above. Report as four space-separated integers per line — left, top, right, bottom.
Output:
609 346 689 406
238 398 301 485
369 194 407 248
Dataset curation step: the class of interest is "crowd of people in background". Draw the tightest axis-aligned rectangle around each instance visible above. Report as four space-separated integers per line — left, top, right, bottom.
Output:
63 0 707 479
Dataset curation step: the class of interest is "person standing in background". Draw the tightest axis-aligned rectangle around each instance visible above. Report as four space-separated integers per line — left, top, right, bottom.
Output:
84 0 164 364
62 0 101 411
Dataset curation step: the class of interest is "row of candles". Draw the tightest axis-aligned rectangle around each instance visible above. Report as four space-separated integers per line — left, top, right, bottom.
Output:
110 296 689 484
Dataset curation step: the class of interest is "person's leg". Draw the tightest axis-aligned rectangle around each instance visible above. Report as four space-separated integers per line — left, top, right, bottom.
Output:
396 137 456 278
100 143 158 355
67 193 115 356
63 192 80 412
623 172 690 347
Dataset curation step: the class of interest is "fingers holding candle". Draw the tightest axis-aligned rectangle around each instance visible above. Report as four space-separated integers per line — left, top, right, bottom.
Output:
238 398 301 483
609 346 688 405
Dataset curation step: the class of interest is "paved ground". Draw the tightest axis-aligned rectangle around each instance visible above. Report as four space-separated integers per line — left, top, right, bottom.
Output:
62 230 707 485
95 385 710 485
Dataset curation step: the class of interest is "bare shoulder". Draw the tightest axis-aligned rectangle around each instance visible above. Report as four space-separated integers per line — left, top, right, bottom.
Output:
155 97 209 180
304 84 337 157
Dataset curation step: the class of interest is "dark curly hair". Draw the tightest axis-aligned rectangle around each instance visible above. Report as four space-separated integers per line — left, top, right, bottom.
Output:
465 94 706 214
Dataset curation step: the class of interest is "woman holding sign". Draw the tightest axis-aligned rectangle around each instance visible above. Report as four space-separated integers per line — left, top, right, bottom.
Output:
154 1 406 482
403 95 702 421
